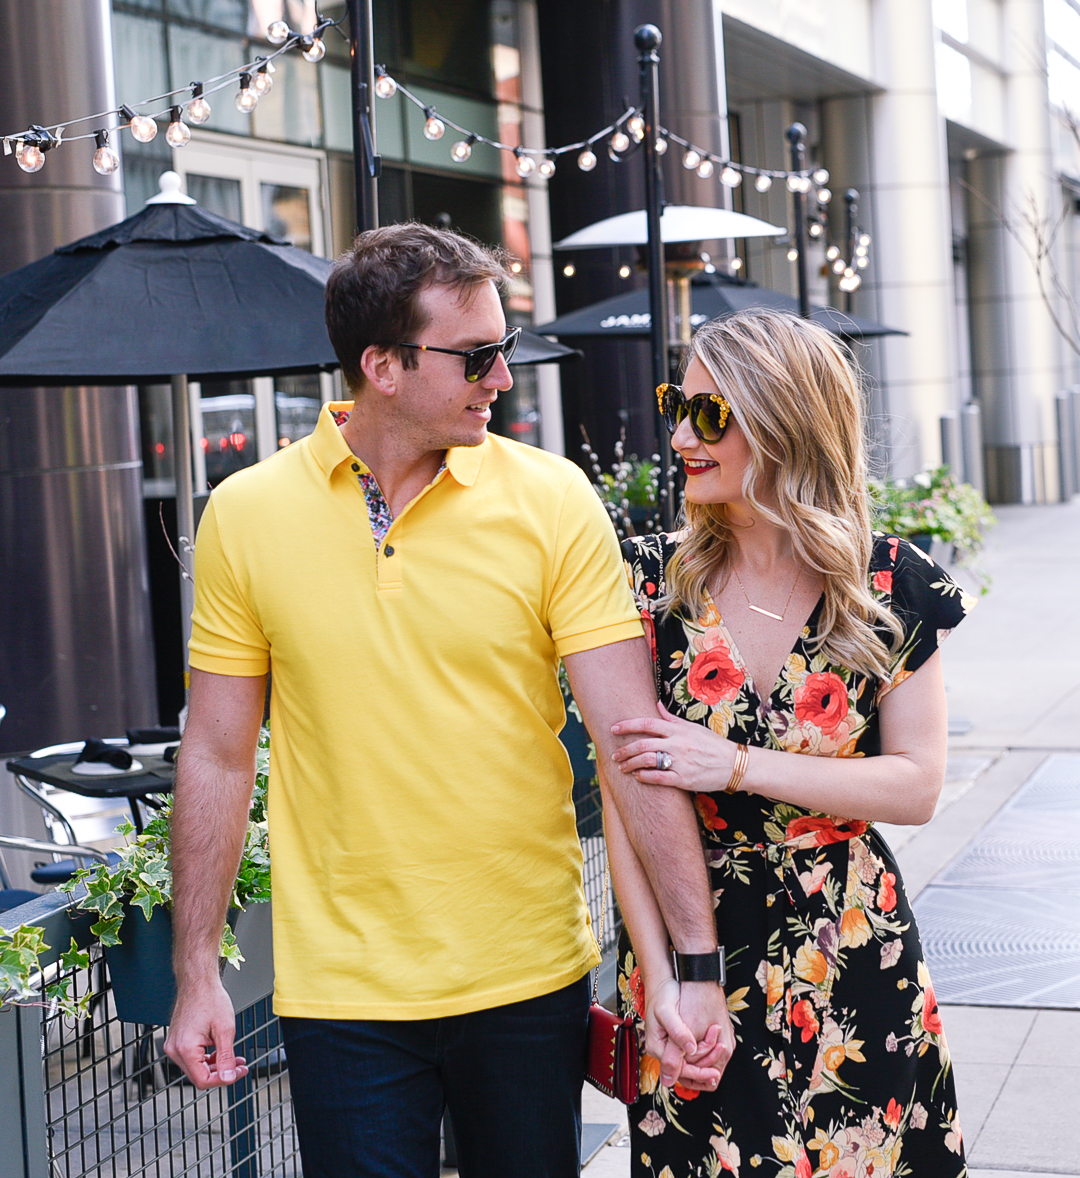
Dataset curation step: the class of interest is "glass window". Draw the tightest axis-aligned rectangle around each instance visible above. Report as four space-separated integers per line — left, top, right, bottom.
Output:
187 173 244 221
139 384 176 496
251 52 323 145
936 41 972 123
1047 0 1080 63
401 0 494 96
403 85 501 177
200 383 258 486
932 0 969 41
113 12 169 111
248 0 318 40
122 137 173 216
261 183 312 248
167 25 250 135
274 374 322 448
410 171 502 247
166 0 247 32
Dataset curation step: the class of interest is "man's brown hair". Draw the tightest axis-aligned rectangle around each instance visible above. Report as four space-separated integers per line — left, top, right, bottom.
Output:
325 222 510 391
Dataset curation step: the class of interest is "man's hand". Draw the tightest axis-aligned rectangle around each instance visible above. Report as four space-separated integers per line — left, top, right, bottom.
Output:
677 980 735 1086
644 978 729 1091
164 977 248 1089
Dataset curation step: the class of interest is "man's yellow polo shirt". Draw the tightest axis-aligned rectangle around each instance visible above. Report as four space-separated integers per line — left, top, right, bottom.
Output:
189 402 643 1019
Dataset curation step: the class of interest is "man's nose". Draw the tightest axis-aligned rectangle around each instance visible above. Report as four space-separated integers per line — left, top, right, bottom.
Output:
484 351 513 390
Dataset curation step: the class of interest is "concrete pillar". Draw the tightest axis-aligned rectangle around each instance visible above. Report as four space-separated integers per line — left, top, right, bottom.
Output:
993 0 1063 502
868 0 958 476
0 0 157 753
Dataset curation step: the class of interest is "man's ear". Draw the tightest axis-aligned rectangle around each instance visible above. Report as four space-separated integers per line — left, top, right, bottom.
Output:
359 344 398 397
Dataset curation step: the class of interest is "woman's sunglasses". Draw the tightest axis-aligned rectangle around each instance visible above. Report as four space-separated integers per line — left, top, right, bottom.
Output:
656 383 733 443
397 326 522 383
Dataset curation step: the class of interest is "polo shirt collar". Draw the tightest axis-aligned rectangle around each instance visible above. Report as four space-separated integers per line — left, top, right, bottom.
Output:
310 401 486 486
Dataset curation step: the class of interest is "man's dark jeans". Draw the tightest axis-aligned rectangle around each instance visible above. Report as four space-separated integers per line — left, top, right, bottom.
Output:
280 974 590 1178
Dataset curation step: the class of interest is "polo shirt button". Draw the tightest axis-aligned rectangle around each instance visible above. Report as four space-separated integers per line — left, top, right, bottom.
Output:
351 462 360 472
384 545 395 556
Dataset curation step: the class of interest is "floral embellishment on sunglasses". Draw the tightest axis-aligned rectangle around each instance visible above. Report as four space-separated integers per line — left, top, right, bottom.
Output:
656 383 733 443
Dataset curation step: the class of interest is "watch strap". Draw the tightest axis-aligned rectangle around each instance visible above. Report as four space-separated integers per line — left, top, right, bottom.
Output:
672 948 726 986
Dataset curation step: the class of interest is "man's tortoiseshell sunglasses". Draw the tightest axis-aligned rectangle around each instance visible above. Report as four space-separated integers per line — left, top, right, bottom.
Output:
397 326 521 383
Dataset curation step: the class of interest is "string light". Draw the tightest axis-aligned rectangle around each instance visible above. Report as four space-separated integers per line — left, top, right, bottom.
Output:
808 221 823 238
450 135 476 162
813 168 830 185
577 149 597 171
514 147 535 177
120 104 158 143
562 263 576 277
826 245 841 261
423 108 445 140
628 114 645 141
610 130 630 154
655 137 668 155
787 248 799 262
696 158 714 179
720 165 742 188
618 264 632 278
731 257 743 271
267 20 290 44
856 254 870 269
16 138 46 173
235 74 258 114
786 175 812 193
832 257 847 274
817 186 832 204
538 154 556 177
682 148 701 170
374 67 397 99
300 35 326 63
754 173 772 192
252 61 274 97
187 83 211 124
92 129 119 175
165 106 190 146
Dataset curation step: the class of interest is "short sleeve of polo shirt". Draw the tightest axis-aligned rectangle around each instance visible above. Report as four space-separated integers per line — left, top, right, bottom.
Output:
546 465 644 657
189 497 271 676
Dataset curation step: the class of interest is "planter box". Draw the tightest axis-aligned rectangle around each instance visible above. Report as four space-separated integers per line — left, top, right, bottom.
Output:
104 901 274 1025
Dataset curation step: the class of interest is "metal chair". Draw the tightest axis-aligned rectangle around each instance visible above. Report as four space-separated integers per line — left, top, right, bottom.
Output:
0 834 110 914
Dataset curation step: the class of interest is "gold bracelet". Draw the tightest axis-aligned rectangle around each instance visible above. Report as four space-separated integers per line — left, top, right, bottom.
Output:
724 743 749 795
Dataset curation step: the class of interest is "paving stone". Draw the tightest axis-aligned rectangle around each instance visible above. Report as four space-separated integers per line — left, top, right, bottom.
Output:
966 1064 1080 1172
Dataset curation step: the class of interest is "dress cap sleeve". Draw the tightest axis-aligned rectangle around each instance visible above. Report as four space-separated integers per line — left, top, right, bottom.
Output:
871 533 976 694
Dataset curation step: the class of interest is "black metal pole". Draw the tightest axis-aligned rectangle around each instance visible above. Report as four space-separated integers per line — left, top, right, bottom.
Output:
635 24 675 529
844 188 860 315
347 0 379 234
786 122 810 319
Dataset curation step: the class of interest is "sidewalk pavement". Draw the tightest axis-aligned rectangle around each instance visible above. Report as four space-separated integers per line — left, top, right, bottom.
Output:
580 498 1080 1177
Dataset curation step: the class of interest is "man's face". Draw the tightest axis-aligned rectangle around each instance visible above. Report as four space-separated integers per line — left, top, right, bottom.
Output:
393 279 514 451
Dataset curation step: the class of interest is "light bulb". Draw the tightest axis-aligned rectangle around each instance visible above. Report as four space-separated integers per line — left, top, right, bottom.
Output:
129 114 158 143
577 149 597 171
17 141 45 173
252 68 273 97
682 149 701 170
267 20 290 43
92 131 119 175
808 222 823 238
720 165 742 188
628 114 645 141
618 264 632 278
423 112 445 140
832 258 847 274
450 138 473 162
374 72 397 99
816 187 832 204
166 108 190 147
754 173 772 192
187 86 212 123
515 149 535 177
731 257 743 271
301 36 325 63
826 245 840 261
538 156 556 177
858 232 872 247
856 254 869 269
610 130 630 154
813 168 830 185
696 159 715 179
787 175 812 193
786 247 799 262
235 76 258 114
655 137 668 155
562 263 576 277
854 243 868 257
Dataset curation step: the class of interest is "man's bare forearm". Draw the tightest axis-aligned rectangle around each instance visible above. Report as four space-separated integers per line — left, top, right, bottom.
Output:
564 640 716 953
171 670 266 986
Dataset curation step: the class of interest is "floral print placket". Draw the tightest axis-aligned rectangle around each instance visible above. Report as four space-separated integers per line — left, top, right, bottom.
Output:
617 532 975 1178
332 408 444 546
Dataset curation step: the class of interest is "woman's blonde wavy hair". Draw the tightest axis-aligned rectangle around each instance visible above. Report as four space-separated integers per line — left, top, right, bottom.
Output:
662 308 903 681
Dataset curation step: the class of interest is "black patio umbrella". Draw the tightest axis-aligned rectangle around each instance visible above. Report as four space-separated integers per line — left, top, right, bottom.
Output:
535 278 906 340
0 185 577 668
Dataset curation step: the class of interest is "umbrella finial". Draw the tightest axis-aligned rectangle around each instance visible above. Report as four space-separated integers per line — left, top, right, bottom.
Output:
146 171 197 206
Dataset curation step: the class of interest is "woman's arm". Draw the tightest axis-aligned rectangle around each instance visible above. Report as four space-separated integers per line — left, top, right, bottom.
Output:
611 651 948 826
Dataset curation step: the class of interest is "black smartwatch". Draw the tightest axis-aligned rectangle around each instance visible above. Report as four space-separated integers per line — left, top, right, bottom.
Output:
671 947 726 986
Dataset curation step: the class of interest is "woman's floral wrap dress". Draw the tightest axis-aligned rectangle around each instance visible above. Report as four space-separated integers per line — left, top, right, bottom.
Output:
617 533 977 1178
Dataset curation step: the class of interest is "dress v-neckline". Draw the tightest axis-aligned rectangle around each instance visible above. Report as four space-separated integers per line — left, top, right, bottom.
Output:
701 586 826 711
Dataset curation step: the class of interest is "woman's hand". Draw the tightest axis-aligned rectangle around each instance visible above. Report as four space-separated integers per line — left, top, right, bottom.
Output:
644 977 730 1091
612 701 738 793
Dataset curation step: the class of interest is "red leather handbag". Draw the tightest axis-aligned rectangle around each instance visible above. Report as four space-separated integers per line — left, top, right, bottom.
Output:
584 867 640 1104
